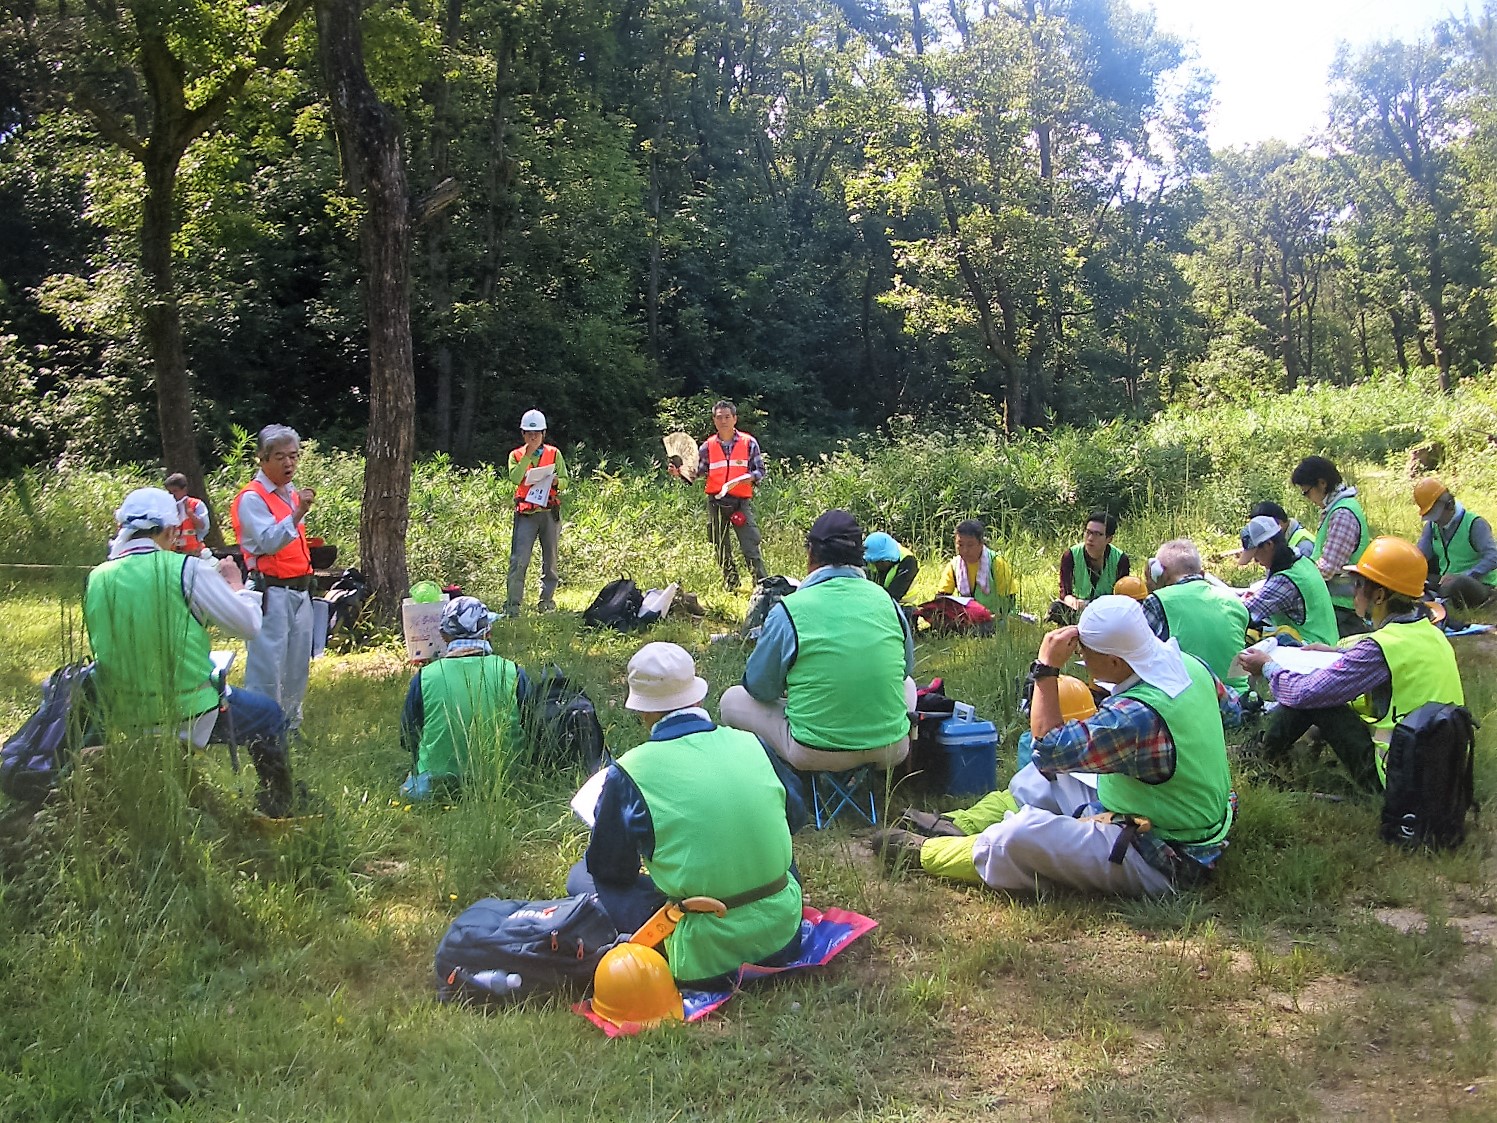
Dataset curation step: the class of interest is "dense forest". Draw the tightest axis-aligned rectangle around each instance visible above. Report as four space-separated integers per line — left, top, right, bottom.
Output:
3 0 1497 473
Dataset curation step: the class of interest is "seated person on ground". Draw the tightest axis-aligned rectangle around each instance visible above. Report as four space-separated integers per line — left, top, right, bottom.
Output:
1414 477 1497 610
1140 539 1251 697
1238 515 1340 646
569 642 805 987
399 596 527 800
876 596 1238 898
1049 511 1129 624
1292 455 1372 637
864 531 919 603
84 487 294 817
1250 500 1315 559
898 675 1099 840
721 509 917 767
1238 536 1463 794
934 519 1018 617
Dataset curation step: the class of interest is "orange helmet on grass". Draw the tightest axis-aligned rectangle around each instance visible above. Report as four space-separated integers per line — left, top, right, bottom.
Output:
591 943 683 1028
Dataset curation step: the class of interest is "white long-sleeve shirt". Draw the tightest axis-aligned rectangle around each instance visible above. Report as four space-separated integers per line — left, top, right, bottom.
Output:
233 470 303 560
113 540 261 640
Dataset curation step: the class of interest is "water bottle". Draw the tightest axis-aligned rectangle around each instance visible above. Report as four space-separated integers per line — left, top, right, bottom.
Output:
462 968 523 998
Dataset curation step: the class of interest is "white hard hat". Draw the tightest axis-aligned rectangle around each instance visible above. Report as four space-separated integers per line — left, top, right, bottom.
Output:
520 409 547 432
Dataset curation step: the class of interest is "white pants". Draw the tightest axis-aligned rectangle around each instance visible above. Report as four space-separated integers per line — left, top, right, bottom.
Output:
245 586 313 730
718 679 916 770
970 804 1173 897
1007 761 1099 816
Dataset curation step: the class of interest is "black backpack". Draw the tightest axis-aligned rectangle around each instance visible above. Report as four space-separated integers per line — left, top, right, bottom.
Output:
2 663 97 804
1380 702 1479 851
743 575 798 635
583 579 644 631
519 667 608 774
434 894 620 1004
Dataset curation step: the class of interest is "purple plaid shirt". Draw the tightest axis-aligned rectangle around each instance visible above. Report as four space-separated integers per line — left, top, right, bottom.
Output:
1243 571 1306 630
1030 673 1241 877
1315 488 1364 578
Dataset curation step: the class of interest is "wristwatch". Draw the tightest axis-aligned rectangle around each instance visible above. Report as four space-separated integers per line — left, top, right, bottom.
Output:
1029 661 1061 679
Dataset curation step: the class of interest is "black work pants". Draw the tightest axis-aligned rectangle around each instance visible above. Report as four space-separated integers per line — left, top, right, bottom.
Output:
1262 703 1380 793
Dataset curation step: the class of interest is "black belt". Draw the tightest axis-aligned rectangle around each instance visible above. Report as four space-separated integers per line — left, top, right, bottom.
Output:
258 574 314 591
710 872 790 911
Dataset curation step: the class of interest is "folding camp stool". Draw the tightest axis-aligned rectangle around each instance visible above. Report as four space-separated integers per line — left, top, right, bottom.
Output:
790 741 910 829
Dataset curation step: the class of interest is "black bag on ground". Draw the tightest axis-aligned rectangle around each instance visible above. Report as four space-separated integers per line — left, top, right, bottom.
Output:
1 662 96 804
434 894 620 1004
519 666 608 774
583 579 644 631
323 568 372 640
1380 702 1479 851
743 575 798 635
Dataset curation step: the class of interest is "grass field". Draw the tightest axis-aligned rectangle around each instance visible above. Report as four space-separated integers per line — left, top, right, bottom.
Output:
2 380 1496 1121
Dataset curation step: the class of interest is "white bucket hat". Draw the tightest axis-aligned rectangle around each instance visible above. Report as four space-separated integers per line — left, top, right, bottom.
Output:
1078 595 1193 698
625 642 708 712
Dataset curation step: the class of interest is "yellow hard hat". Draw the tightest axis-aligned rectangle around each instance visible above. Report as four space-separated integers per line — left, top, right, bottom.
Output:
1057 675 1098 722
1412 477 1448 517
1112 574 1148 601
1344 536 1428 599
591 943 683 1028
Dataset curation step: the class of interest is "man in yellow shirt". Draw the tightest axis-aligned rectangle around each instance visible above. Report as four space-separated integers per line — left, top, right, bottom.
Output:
934 520 1018 616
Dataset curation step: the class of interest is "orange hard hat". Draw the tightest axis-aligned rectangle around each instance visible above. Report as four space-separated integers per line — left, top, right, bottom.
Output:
1057 675 1098 722
590 943 683 1028
1412 477 1448 517
1344 536 1428 599
1112 574 1148 601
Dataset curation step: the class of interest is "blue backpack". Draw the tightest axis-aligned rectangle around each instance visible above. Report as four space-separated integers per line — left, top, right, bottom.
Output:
434 894 620 1004
1 662 97 804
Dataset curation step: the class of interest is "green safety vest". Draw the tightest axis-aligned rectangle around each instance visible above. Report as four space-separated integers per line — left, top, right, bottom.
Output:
415 654 522 781
1273 555 1341 646
869 545 916 594
1070 544 1123 600
1311 494 1370 611
85 549 220 729
1100 655 1233 847
782 576 909 751
1155 580 1251 694
1431 510 1497 586
616 725 802 982
1288 523 1316 553
1358 618 1464 784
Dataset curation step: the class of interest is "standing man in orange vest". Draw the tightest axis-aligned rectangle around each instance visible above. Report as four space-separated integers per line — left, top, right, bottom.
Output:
505 409 569 615
671 399 767 591
165 472 210 554
230 424 316 734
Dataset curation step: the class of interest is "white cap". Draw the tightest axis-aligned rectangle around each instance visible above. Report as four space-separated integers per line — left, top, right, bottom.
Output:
520 409 547 432
1078 595 1193 698
625 642 708 713
107 487 182 559
1239 514 1282 550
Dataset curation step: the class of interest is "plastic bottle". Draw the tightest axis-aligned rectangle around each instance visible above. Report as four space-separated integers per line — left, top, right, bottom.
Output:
466 969 523 997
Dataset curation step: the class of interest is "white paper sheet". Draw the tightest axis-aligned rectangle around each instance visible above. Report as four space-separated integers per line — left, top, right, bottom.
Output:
571 766 609 827
523 464 555 507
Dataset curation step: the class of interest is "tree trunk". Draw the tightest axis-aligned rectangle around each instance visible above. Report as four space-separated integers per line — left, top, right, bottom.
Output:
140 145 220 543
316 0 415 617
1390 306 1411 374
1427 240 1452 391
1276 253 1300 391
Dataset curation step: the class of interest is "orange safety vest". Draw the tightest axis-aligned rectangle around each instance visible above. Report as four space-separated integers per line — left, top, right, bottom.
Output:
512 444 560 514
704 432 754 499
230 480 312 578
177 496 206 554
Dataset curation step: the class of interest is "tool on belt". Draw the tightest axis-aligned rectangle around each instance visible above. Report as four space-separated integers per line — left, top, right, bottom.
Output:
628 873 789 948
1081 811 1153 865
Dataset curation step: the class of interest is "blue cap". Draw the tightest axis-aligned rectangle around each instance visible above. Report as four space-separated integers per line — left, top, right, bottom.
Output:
863 532 901 564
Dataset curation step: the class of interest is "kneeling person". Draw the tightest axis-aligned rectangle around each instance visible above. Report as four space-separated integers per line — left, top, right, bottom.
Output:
574 643 805 986
1239 536 1463 793
399 596 527 799
85 488 294 817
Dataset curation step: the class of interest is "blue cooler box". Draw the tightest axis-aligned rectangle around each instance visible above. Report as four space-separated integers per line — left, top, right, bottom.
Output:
937 703 998 795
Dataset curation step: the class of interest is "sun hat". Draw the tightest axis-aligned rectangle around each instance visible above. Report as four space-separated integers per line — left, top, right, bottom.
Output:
107 487 182 557
439 596 496 641
1239 514 1282 550
863 532 901 564
625 642 709 712
1078 595 1192 698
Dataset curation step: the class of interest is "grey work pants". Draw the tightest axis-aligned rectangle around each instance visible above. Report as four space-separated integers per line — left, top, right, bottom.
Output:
244 585 313 732
507 509 560 611
708 497 767 589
